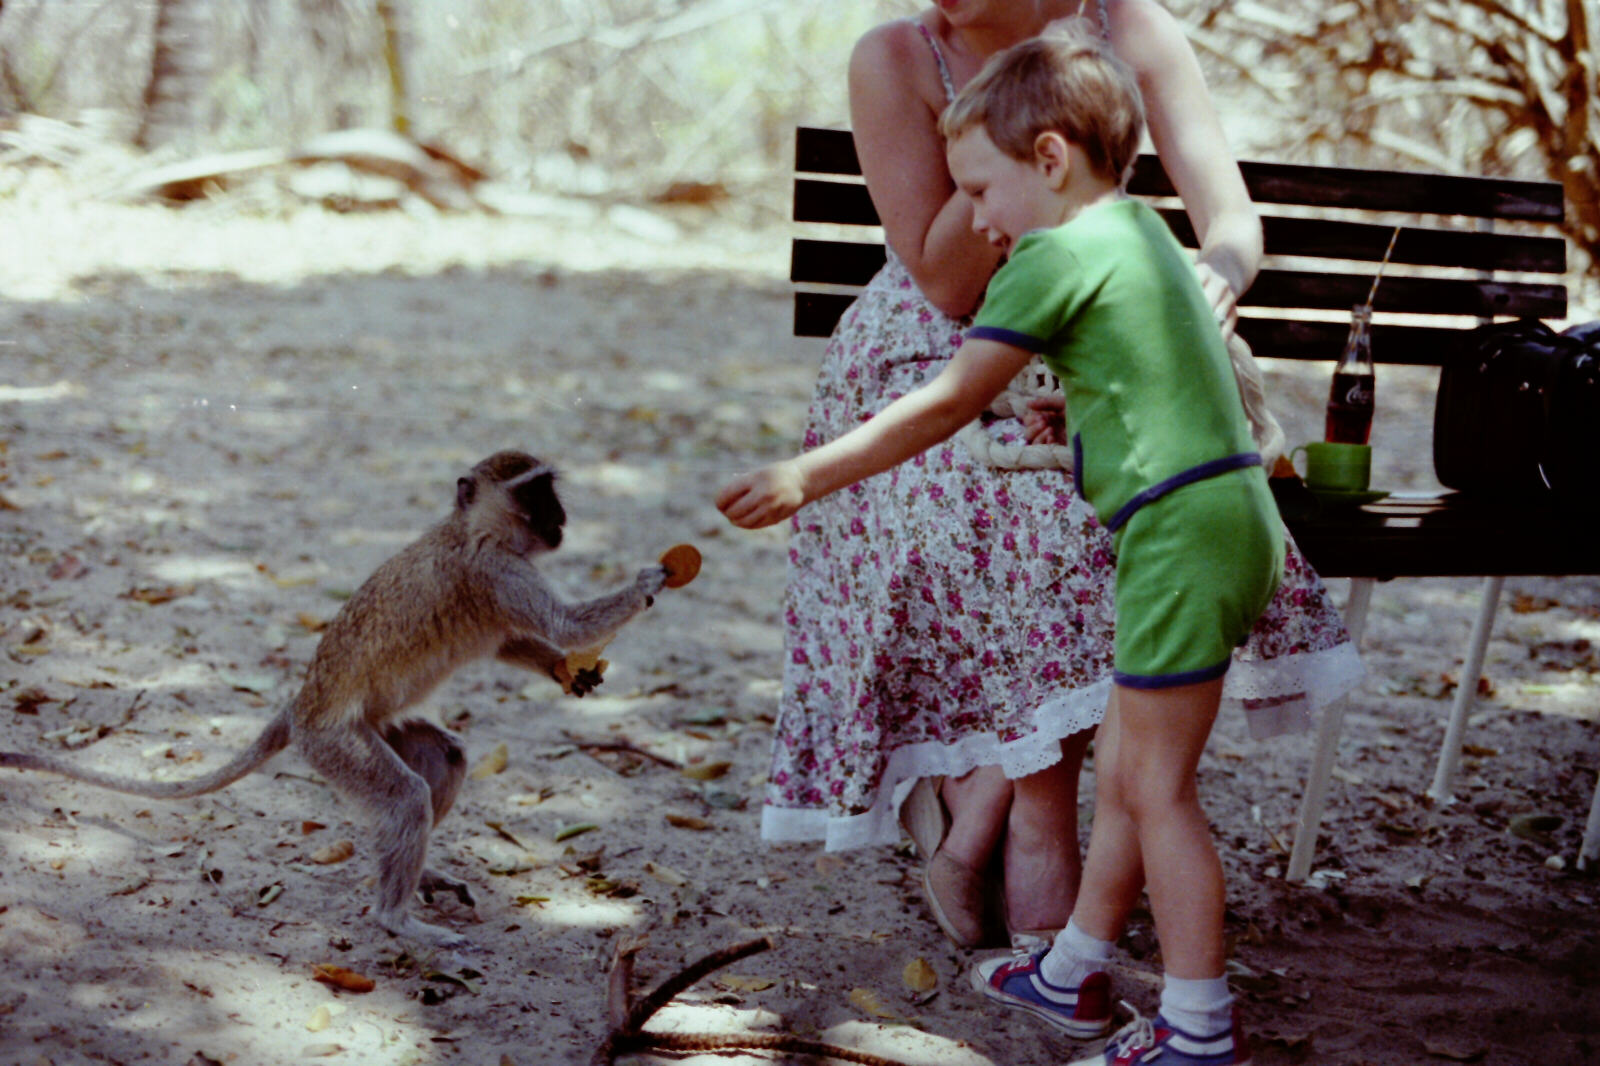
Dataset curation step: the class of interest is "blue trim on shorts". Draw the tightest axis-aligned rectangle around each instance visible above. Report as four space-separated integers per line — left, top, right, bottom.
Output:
1104 452 1263 533
1114 657 1232 690
1073 433 1085 501
967 325 1047 352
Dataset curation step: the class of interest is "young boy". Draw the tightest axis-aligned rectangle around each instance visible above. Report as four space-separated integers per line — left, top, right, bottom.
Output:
717 21 1276 1065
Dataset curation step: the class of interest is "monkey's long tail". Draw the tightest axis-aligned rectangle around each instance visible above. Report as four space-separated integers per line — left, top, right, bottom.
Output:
0 710 292 800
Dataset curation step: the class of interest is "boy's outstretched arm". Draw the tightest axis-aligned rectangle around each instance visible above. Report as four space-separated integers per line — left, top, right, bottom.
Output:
717 338 1032 529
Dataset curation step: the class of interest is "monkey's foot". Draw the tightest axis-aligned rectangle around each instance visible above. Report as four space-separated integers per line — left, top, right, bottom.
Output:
420 868 476 909
379 910 471 949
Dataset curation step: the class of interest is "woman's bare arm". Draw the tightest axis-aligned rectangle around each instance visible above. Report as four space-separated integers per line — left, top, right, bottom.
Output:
848 21 1002 318
1109 0 1263 327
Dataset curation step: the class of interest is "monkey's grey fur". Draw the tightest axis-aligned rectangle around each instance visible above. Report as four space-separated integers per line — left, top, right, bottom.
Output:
0 450 667 947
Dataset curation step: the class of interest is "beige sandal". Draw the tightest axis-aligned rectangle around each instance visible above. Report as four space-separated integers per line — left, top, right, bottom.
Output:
924 849 993 949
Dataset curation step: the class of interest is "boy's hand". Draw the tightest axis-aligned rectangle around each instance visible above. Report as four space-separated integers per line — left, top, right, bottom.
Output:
1023 396 1067 445
716 461 805 529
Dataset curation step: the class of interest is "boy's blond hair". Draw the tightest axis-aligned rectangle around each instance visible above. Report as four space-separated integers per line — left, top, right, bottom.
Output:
939 18 1144 185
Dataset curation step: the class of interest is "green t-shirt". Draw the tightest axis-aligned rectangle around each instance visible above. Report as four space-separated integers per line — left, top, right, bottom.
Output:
968 198 1256 531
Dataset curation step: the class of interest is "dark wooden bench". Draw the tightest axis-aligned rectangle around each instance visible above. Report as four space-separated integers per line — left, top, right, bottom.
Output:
789 125 1600 876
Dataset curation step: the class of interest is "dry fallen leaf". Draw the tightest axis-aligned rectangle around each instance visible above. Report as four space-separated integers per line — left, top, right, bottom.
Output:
847 987 902 1021
470 742 508 780
310 840 355 864
665 813 711 830
485 820 531 850
312 963 376 993
12 687 55 715
681 760 732 781
902 957 938 993
814 854 845 877
555 822 599 842
644 860 689 886
123 585 191 605
305 1004 333 1032
48 554 88 580
716 974 776 992
297 612 328 633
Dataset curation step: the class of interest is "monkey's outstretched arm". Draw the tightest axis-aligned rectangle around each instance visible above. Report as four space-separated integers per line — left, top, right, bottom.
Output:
0 709 293 799
495 565 667 652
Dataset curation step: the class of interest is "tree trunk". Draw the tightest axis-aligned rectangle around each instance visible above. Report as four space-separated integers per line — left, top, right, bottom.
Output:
136 0 211 150
376 0 409 136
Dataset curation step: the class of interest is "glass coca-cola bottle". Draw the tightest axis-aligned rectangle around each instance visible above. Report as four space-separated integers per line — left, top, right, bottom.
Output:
1325 304 1375 444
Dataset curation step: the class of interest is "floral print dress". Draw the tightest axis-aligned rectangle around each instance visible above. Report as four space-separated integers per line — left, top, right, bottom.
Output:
763 250 1365 851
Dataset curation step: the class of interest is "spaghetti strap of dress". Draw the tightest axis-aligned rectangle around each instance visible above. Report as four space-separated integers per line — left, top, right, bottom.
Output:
912 20 958 103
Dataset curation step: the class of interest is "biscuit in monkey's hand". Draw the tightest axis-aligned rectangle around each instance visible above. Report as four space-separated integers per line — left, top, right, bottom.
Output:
554 648 608 697
659 543 701 588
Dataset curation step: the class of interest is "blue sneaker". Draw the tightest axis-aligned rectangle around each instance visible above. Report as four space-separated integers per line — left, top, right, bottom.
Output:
970 948 1113 1038
1068 1008 1252 1065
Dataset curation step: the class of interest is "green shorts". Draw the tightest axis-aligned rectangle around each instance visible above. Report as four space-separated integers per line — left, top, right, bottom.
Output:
1110 468 1283 688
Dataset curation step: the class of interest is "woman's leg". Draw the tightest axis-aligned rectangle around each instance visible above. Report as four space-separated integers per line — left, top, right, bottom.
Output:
1004 729 1092 934
1069 679 1226 979
938 765 1011 871
918 766 1011 947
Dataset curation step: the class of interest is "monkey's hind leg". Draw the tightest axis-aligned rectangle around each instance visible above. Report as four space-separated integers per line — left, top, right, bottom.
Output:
300 721 470 949
383 719 475 909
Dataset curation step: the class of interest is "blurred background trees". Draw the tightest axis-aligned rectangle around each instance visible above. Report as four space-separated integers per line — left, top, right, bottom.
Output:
1180 0 1598 277
0 0 1594 273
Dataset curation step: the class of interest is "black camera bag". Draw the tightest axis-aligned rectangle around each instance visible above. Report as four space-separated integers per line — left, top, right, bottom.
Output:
1432 318 1600 501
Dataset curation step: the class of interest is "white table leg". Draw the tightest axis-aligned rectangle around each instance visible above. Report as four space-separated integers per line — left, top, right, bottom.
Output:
1580 768 1600 873
1427 575 1505 804
1287 577 1374 883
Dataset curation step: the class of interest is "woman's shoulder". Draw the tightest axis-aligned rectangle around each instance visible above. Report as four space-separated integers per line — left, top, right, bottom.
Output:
850 15 946 111
851 15 930 75
1103 0 1194 70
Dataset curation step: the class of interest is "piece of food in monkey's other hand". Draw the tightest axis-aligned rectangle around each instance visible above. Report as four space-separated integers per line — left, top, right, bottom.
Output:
659 543 701 588
554 647 608 696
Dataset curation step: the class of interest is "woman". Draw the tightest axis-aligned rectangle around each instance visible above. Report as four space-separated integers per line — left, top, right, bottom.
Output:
766 0 1362 947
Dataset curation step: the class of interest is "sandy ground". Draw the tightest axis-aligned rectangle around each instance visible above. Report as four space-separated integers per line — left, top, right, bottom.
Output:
1 161 1599 1066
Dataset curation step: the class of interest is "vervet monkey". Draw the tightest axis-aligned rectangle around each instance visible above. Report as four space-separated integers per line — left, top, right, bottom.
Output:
0 450 667 947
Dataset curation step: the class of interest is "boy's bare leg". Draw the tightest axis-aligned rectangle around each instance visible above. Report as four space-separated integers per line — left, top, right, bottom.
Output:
1069 679 1227 979
1004 729 1092 933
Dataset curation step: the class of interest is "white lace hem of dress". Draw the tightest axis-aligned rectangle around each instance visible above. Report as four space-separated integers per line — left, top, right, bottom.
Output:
760 639 1365 853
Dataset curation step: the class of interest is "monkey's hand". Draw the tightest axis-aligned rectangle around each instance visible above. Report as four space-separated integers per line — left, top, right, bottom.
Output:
635 564 668 607
569 664 606 697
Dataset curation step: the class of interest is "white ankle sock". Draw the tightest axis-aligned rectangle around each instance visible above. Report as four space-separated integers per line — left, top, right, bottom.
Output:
1158 974 1233 1038
1038 918 1113 988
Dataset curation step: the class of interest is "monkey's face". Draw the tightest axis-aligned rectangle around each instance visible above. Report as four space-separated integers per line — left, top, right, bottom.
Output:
458 452 567 556
513 472 565 552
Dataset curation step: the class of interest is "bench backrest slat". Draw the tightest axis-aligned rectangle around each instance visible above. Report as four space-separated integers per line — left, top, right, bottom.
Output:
799 128 1564 222
793 126 1570 362
795 185 1567 274
1127 155 1564 221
